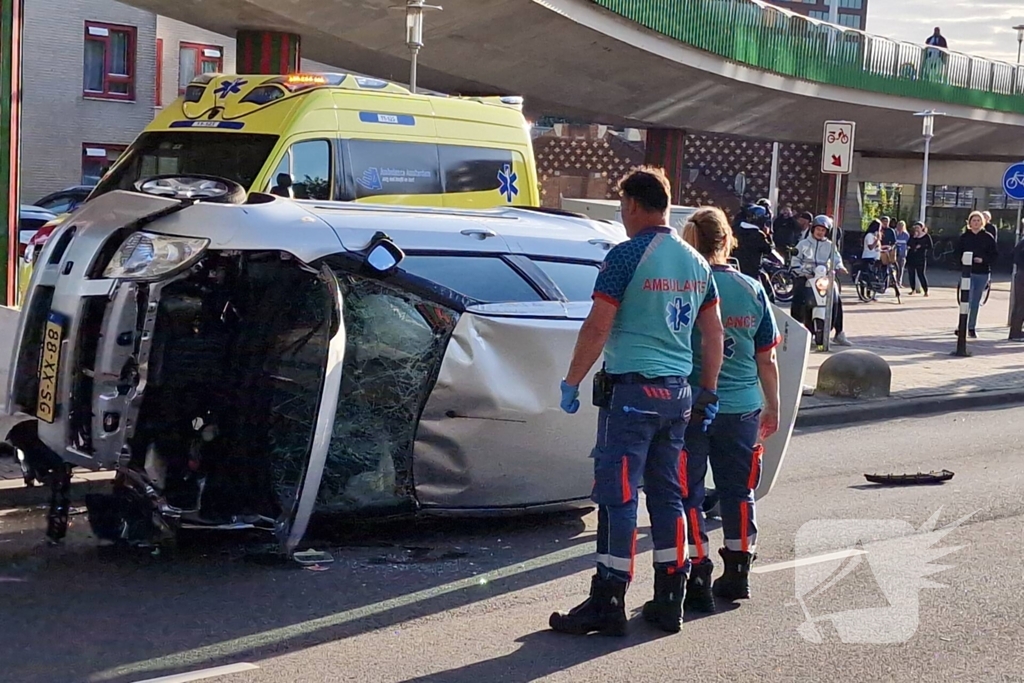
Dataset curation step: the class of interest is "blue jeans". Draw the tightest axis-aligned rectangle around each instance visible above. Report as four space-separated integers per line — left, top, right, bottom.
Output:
682 409 762 561
967 273 989 331
591 376 692 582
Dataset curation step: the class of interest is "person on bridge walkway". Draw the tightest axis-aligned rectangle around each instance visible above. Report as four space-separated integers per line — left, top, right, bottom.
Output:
679 207 781 612
957 211 999 338
551 167 724 636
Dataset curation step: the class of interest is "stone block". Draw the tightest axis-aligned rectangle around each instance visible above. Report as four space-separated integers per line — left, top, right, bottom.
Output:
816 349 891 399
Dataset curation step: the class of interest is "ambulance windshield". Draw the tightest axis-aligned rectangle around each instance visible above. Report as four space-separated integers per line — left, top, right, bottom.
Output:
91 131 279 199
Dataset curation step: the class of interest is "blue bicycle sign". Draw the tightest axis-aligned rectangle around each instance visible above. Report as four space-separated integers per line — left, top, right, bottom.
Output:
1002 162 1024 201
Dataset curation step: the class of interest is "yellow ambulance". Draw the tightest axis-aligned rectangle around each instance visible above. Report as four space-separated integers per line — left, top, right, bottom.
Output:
18 72 540 301
95 72 539 206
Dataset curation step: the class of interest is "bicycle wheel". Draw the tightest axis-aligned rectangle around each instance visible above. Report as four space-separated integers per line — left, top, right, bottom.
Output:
856 277 876 302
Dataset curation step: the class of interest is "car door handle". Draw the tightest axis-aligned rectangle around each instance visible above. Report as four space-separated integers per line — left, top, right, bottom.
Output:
588 239 614 250
461 228 497 240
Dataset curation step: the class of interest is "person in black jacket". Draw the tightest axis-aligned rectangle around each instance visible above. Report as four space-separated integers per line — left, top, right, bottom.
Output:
733 204 774 280
1009 232 1024 341
957 211 999 337
905 222 933 296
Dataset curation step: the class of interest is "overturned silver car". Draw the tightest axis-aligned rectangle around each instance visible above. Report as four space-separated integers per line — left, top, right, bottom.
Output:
4 176 637 553
4 177 802 556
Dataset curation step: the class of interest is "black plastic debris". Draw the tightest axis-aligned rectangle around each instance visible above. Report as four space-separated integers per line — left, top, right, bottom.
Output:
863 470 954 486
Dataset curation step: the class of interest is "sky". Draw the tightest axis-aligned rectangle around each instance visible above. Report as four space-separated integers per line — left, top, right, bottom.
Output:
865 0 1024 63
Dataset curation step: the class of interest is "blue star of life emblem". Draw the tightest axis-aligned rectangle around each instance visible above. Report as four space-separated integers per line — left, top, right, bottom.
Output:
724 336 736 359
666 297 692 332
214 78 248 99
357 167 383 192
497 164 518 203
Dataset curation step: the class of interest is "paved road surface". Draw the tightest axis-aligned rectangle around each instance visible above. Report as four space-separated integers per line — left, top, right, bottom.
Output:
2 405 1022 682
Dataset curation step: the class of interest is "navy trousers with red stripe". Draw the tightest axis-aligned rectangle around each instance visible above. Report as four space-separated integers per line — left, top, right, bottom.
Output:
591 376 692 583
682 410 762 562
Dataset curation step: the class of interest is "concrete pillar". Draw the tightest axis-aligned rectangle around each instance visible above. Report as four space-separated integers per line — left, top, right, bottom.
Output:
1 0 24 306
973 187 989 212
236 30 301 75
643 128 687 204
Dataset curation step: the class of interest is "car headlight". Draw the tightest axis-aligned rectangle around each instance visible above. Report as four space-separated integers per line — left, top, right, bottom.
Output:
103 231 209 280
814 277 830 294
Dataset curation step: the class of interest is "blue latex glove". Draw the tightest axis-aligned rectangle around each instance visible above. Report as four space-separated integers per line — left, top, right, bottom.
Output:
691 388 720 432
559 380 580 414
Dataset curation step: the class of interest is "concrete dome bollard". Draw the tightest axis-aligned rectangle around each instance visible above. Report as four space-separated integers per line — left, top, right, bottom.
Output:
816 349 891 399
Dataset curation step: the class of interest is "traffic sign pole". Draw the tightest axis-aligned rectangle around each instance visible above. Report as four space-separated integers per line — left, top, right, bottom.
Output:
820 121 856 354
1001 162 1024 328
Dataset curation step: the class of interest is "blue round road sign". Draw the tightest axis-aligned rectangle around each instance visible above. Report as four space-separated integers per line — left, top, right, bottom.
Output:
1003 162 1024 201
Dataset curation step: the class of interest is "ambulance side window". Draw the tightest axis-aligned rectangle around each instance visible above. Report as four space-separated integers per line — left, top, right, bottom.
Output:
289 140 331 200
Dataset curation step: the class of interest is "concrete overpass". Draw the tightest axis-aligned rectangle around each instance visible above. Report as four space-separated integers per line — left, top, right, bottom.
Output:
115 0 1024 160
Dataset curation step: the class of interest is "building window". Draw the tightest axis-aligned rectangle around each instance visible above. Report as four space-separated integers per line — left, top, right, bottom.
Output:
178 42 223 93
83 22 136 100
838 13 862 28
82 144 127 185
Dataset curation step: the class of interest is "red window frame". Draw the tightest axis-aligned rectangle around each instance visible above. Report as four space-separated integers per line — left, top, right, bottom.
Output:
178 42 224 94
155 38 163 106
83 22 137 101
81 143 128 184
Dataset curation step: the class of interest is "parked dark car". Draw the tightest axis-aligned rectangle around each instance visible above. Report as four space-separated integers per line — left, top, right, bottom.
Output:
32 185 93 216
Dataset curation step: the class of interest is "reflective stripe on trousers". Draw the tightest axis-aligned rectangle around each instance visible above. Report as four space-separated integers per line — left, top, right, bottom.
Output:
681 410 762 561
592 378 692 581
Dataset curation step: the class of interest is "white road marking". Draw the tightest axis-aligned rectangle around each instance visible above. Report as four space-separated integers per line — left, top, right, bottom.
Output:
131 663 259 683
751 548 868 574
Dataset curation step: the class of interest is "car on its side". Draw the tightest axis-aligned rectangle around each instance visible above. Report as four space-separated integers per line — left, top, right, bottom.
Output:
4 176 795 556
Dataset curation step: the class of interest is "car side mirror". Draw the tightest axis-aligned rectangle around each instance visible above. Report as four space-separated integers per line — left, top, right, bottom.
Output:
363 232 405 275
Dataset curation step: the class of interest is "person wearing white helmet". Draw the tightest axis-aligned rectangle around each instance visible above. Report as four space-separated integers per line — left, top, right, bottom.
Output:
790 215 851 346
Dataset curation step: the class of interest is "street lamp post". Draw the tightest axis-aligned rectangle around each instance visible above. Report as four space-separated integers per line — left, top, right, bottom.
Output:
1015 24 1024 63
401 0 442 94
913 110 945 226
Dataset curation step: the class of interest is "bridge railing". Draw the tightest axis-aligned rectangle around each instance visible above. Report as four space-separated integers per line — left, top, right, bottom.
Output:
591 0 1024 115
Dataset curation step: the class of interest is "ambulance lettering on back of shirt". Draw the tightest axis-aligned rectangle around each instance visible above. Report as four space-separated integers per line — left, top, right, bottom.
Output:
642 278 708 294
591 228 719 379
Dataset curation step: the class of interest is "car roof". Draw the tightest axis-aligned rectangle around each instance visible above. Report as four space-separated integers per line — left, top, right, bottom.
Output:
298 201 627 261
20 204 57 219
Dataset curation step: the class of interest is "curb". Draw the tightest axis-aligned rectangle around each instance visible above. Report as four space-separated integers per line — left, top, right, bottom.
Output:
795 388 1024 429
0 472 114 509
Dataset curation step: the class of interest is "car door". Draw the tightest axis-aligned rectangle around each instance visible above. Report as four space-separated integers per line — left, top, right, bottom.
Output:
275 264 346 554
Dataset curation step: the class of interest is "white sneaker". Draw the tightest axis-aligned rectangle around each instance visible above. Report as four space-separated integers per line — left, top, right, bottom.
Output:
833 332 852 346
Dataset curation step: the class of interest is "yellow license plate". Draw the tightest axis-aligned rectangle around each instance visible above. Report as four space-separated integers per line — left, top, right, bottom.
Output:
36 312 65 424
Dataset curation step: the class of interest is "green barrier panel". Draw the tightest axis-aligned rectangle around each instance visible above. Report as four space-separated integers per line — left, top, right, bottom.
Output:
591 0 1024 115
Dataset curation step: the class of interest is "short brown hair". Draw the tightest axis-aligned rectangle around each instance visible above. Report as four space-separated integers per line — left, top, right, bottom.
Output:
618 166 671 213
682 207 735 259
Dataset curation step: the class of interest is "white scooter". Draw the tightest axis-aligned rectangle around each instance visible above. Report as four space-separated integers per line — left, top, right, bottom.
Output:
806 265 830 351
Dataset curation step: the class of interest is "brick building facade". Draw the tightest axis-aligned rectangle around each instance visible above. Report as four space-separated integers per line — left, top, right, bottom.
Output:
20 0 337 202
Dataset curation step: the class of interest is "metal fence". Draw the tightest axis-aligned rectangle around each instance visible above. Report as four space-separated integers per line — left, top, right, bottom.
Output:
591 0 1024 114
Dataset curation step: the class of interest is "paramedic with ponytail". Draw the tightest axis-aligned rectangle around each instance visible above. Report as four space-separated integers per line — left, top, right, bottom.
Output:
679 206 781 612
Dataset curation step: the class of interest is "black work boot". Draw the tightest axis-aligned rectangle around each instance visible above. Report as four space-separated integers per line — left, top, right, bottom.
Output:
641 567 686 633
549 574 628 636
713 548 756 601
683 559 716 613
